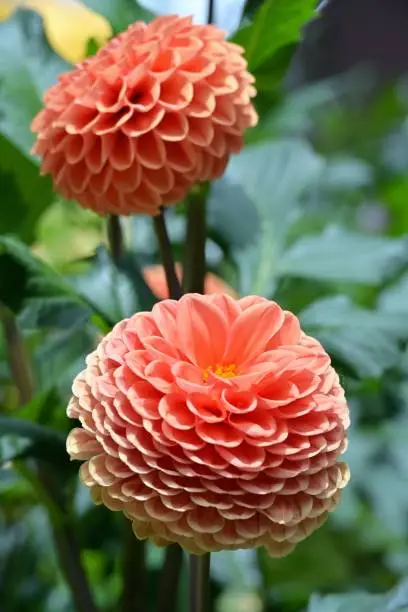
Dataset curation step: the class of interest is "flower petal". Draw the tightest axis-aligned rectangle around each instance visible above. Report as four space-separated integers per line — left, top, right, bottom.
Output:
176 294 228 367
224 301 285 366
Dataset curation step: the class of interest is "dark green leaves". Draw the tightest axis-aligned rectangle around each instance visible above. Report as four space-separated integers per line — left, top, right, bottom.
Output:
68 247 156 323
0 10 69 155
0 235 75 314
84 0 154 34
0 416 65 451
232 0 316 107
0 413 68 468
19 297 91 331
234 0 317 72
0 10 69 239
0 135 53 243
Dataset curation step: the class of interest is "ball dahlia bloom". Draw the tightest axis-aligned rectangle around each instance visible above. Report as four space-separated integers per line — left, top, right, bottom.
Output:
143 264 238 299
31 15 258 216
67 294 350 556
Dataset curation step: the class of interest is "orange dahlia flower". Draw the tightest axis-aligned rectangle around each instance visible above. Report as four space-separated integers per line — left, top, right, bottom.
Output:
66 294 350 556
143 264 238 299
31 15 258 216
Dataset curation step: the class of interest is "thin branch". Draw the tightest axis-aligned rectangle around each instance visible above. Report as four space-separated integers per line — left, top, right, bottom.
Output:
182 189 207 294
153 208 183 299
121 521 146 612
189 554 211 612
0 306 99 612
156 544 184 612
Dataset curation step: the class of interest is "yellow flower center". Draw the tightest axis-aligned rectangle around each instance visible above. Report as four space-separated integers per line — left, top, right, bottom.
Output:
203 363 237 381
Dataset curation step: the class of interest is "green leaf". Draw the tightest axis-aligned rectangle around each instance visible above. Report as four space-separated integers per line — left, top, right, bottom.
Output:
208 178 260 251
68 247 156 323
208 139 324 295
248 43 299 109
308 579 408 611
16 389 62 427
0 135 53 242
257 526 357 606
0 416 65 453
0 235 73 314
300 296 402 378
308 593 387 612
278 228 408 285
233 0 316 71
320 157 372 191
84 0 154 34
0 11 67 239
0 10 69 156
0 435 32 464
18 297 91 331
0 235 110 329
247 80 340 144
378 272 408 317
34 323 97 394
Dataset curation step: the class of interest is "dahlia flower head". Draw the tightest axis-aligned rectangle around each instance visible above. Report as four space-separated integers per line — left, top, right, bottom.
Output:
31 14 258 216
67 294 350 556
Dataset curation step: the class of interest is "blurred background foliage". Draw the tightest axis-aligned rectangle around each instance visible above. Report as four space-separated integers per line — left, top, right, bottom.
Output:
2 0 408 611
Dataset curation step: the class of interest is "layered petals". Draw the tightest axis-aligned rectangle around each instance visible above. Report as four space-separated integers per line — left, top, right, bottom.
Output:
66 294 350 556
31 15 258 215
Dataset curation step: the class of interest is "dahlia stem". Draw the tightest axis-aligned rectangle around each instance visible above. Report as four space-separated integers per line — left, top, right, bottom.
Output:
153 208 183 299
0 302 34 405
207 0 215 23
189 554 211 612
183 187 207 294
156 544 184 612
0 306 99 612
37 468 99 612
107 214 124 264
121 522 146 612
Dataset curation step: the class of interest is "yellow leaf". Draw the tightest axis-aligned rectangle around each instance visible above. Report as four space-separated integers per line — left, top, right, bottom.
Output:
0 0 112 63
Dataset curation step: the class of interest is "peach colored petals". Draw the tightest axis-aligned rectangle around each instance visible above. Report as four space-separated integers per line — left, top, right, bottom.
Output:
66 294 350 556
143 263 238 299
31 14 258 216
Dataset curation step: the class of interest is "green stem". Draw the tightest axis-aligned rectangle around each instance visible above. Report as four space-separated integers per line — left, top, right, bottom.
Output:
156 544 184 612
0 307 98 612
153 208 183 299
189 554 211 612
37 467 99 612
0 302 34 405
121 521 146 612
183 188 207 294
107 214 124 265
207 0 214 23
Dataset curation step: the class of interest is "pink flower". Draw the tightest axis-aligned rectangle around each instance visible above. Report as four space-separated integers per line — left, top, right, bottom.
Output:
31 15 258 216
67 294 350 556
143 264 238 299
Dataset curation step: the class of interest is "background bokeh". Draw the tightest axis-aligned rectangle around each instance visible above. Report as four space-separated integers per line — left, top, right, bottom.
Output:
2 1 408 611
